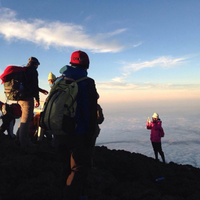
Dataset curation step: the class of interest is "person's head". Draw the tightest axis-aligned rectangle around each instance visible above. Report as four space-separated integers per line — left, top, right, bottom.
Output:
152 113 159 121
27 57 40 68
70 50 90 70
48 72 56 85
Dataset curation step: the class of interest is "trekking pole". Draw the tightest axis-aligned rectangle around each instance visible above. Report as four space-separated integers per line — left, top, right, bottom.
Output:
37 126 44 141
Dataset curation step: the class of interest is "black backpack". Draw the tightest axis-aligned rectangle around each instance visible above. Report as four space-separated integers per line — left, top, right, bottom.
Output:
97 104 104 124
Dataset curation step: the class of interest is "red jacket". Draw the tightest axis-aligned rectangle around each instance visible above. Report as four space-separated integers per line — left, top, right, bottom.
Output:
146 120 164 142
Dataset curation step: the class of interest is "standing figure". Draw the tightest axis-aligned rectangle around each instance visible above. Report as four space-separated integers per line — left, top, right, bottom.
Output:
55 50 97 200
0 101 17 139
17 57 48 148
146 113 165 163
48 72 56 88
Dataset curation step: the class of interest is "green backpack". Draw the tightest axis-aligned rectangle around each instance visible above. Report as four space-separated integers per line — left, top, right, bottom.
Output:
39 77 88 135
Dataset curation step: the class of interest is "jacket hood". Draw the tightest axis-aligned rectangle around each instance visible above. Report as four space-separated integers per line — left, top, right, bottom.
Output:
59 65 87 80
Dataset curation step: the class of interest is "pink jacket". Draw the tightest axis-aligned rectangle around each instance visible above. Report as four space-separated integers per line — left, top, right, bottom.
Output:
146 120 164 142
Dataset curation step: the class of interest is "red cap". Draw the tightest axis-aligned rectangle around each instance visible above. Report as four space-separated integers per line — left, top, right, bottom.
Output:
70 50 89 68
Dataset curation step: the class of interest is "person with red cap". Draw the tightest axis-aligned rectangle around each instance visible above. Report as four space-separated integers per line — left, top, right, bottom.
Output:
55 50 97 200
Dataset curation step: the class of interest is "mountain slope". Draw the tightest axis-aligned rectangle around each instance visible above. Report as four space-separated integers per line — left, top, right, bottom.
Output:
0 134 200 200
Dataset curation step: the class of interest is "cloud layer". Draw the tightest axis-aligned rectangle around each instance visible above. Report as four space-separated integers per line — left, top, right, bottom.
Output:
0 8 127 53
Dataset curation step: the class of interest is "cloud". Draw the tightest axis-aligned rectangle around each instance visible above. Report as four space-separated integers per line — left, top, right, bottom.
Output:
132 41 143 48
0 7 129 53
104 55 190 89
123 56 189 72
96 80 200 91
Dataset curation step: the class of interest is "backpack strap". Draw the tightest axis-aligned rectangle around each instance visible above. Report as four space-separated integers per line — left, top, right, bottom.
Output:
75 76 89 83
64 76 89 110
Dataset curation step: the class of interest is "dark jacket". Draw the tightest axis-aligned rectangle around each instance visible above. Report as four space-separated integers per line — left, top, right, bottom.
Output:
24 65 39 101
62 65 97 137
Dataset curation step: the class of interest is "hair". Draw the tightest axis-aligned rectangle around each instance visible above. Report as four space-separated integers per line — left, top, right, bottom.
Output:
26 62 35 67
27 57 40 67
70 63 89 70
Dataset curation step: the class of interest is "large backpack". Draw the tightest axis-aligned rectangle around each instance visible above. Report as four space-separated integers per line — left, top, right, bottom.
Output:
0 65 27 101
97 104 104 124
39 77 88 135
1 103 22 119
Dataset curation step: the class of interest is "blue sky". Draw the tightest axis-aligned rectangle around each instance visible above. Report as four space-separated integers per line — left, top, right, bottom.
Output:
0 0 200 104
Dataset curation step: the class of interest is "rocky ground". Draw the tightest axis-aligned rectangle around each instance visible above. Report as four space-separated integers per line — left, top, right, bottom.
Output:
1 134 200 200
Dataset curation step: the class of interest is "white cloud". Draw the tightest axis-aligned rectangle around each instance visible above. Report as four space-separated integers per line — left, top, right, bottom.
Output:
105 56 190 89
104 29 127 37
111 76 125 83
96 80 200 91
0 8 129 53
97 55 190 90
124 56 188 72
132 41 143 48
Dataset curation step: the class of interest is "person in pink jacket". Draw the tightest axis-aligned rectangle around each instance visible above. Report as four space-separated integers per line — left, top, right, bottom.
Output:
146 113 165 163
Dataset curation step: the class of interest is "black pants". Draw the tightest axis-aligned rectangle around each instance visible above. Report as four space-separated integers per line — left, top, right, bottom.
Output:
0 114 16 138
54 134 90 200
151 142 165 163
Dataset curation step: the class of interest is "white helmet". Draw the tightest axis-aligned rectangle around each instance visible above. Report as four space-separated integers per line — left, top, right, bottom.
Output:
152 113 159 119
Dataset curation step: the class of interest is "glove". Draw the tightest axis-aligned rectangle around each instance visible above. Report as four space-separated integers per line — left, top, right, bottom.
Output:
35 100 40 108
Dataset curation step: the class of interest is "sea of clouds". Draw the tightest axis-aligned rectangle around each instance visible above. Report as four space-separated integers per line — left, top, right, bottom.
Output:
2 99 200 168
96 100 200 168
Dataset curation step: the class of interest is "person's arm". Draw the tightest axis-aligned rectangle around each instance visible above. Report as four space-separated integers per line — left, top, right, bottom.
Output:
39 88 48 95
146 118 152 129
160 127 164 137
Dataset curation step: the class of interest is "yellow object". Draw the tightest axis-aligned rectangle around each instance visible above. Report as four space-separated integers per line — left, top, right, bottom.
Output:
48 72 56 80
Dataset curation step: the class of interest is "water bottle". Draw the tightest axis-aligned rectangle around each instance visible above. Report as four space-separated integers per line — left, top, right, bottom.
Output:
19 82 23 90
155 177 165 182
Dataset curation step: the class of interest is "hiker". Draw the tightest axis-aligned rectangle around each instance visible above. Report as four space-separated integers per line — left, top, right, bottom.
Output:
55 50 97 200
146 113 165 164
17 57 48 148
43 72 58 145
48 72 56 88
0 101 18 139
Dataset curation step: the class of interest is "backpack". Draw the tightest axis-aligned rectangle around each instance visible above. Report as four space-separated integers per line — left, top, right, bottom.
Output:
1 103 22 119
10 103 22 119
97 104 104 124
39 77 88 135
0 65 27 101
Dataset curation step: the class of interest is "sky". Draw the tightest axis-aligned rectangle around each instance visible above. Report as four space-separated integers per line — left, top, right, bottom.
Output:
0 0 200 105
